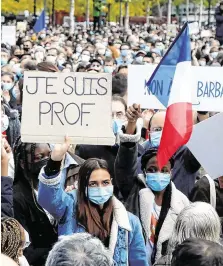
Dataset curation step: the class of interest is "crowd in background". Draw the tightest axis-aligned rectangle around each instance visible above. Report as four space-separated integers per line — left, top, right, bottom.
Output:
1 1 223 265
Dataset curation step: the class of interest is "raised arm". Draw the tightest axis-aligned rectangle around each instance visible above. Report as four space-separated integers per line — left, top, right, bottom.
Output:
38 137 77 221
115 104 143 200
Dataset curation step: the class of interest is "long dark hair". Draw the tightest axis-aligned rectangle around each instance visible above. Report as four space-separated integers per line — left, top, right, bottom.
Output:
77 158 113 244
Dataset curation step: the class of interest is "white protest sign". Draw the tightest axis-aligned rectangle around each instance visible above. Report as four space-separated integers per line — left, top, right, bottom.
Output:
186 113 223 179
188 22 199 35
167 24 178 37
17 21 27 32
21 72 115 145
128 65 223 112
2 26 16 46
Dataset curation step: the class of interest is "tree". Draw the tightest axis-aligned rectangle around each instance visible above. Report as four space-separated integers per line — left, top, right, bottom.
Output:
70 0 75 34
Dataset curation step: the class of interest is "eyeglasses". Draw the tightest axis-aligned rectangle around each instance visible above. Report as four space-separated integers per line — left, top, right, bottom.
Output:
150 127 162 132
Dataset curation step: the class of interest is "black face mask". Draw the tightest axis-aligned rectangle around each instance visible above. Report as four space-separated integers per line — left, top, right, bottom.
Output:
30 158 49 176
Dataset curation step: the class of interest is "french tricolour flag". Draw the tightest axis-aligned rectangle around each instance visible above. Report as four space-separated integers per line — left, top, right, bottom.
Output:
147 22 193 169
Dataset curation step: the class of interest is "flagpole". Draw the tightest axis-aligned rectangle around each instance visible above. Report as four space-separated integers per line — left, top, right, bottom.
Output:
44 0 47 28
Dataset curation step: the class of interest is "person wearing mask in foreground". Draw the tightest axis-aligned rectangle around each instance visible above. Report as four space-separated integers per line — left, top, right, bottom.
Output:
13 138 58 266
1 217 30 266
114 108 189 265
46 233 113 266
154 202 222 265
171 238 223 266
38 138 148 266
76 95 127 197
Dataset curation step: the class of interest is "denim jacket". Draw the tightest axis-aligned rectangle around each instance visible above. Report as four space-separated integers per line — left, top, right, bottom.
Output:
37 168 148 266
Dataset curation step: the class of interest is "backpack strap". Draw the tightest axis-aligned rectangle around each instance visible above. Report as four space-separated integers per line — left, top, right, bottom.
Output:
204 174 216 209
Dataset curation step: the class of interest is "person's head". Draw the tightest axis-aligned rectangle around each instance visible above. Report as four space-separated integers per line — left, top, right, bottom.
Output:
13 137 51 188
167 202 221 255
171 238 223 266
57 52 67 67
45 233 113 266
143 56 154 65
46 48 59 64
34 47 45 63
112 73 127 99
80 49 91 63
148 111 166 147
23 40 32 52
141 147 173 193
1 72 15 91
90 59 102 72
1 48 10 66
112 95 127 121
117 64 128 76
210 47 219 59
77 159 113 242
37 62 59 72
120 43 130 58
104 57 115 73
198 57 207 66
1 217 25 264
23 60 37 71
135 50 147 63
220 1 223 10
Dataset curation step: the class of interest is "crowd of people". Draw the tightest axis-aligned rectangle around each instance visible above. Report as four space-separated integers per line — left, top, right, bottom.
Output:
1 2 223 265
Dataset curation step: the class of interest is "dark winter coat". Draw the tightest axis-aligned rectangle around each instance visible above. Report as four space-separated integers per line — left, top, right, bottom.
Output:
215 6 223 38
190 176 223 232
1 176 14 218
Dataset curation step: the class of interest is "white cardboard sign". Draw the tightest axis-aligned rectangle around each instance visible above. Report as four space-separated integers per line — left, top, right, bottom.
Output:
21 71 115 145
187 113 223 179
128 65 223 112
2 26 16 46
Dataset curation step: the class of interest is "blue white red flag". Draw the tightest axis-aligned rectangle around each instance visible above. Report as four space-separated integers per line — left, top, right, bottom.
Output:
146 22 193 169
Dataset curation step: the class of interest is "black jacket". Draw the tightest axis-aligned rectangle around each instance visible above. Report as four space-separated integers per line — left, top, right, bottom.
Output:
215 6 223 38
13 178 58 266
1 176 14 218
190 176 223 231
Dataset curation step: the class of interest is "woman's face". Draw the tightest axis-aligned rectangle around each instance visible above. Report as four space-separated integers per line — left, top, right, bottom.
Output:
2 75 13 84
88 169 112 188
26 143 51 164
145 156 171 174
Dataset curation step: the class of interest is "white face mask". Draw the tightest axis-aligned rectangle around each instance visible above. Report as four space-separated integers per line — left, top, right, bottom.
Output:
46 56 57 64
57 59 65 66
199 61 206 66
211 52 218 59
1 114 9 133
81 54 90 62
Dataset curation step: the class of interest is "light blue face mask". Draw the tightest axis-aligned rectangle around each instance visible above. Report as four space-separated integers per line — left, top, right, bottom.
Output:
104 66 113 73
86 186 114 205
150 131 162 147
2 82 13 91
105 51 112 57
1 58 7 66
121 50 129 57
112 119 123 135
146 173 170 192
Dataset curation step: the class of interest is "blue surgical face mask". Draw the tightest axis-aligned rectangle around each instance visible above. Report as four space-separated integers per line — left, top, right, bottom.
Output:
146 173 170 192
86 186 114 205
135 56 143 63
2 82 13 91
105 50 112 57
211 52 218 59
112 119 123 135
104 66 114 73
1 58 8 66
150 131 162 147
121 49 129 57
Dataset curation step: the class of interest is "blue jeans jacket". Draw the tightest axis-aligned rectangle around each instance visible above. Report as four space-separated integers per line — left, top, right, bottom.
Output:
37 169 148 266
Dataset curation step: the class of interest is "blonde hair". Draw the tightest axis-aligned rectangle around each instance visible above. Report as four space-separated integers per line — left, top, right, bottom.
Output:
167 202 221 255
